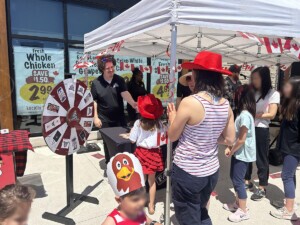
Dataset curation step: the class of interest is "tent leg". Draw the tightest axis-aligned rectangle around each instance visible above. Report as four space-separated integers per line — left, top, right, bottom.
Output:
164 23 177 225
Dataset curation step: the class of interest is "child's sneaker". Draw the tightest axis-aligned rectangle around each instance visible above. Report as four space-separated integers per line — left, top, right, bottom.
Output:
223 202 239 212
228 208 250 222
270 207 298 221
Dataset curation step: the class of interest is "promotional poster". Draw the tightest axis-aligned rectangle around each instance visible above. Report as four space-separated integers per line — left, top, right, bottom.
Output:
14 46 64 116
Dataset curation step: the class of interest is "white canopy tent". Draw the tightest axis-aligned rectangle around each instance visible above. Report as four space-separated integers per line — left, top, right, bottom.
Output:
84 1 300 223
85 0 300 66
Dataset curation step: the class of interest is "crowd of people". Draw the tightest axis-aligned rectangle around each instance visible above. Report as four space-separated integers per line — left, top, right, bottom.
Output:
2 51 300 225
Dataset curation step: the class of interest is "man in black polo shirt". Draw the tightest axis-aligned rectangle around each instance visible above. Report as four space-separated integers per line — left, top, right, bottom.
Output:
91 54 136 163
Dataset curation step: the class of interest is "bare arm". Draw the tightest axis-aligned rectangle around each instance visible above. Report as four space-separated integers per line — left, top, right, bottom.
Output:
218 107 235 146
176 97 182 110
121 91 136 108
93 101 102 128
230 126 248 155
167 99 190 142
256 103 278 120
101 217 115 225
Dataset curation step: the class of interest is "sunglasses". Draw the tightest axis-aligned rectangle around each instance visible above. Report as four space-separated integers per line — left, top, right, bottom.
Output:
101 56 114 62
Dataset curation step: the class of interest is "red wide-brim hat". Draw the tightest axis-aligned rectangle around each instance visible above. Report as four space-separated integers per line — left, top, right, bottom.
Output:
182 51 232 76
138 94 164 120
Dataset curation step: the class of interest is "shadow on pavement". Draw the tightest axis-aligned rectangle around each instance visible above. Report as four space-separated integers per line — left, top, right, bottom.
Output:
18 173 47 198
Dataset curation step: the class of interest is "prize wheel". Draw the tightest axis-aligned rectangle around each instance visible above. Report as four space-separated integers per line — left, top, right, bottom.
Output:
42 78 94 155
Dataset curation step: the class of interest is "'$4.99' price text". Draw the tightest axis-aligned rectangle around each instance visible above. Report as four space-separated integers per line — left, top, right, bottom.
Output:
20 83 54 104
152 84 169 100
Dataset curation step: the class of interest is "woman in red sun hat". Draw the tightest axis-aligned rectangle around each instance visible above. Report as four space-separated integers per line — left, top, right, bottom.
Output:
167 51 235 225
129 94 167 215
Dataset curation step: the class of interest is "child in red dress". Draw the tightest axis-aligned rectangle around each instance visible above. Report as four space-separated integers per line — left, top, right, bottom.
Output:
129 94 167 215
102 152 161 225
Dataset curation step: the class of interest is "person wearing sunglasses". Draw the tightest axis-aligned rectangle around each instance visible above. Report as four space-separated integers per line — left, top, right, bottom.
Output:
91 54 137 163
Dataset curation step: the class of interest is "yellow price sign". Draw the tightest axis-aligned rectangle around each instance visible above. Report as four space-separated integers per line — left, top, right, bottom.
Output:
20 83 55 104
121 73 132 83
152 84 170 100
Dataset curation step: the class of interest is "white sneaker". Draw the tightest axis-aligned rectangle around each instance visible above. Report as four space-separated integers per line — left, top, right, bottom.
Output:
223 202 239 212
228 208 250 222
270 207 298 221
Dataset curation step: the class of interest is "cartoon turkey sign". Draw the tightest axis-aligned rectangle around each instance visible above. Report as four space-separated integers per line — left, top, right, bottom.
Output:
107 152 145 196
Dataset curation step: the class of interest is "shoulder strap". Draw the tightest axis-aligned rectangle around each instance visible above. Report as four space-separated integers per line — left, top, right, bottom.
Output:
256 96 262 103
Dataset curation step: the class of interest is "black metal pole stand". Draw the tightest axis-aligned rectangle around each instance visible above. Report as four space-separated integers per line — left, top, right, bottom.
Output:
42 155 99 225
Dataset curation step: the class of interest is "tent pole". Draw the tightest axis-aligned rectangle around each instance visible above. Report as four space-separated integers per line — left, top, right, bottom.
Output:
164 23 177 225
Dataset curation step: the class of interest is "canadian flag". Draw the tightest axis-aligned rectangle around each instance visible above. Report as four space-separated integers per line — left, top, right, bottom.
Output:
139 65 152 73
242 64 255 71
157 66 169 74
119 62 134 71
239 32 264 44
263 37 283 54
176 64 182 72
157 131 168 146
284 39 300 59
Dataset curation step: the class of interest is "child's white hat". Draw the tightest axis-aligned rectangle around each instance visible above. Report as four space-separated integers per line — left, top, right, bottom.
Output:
107 152 145 197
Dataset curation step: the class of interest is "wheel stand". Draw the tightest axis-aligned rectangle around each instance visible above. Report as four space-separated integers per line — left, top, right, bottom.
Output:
42 155 99 225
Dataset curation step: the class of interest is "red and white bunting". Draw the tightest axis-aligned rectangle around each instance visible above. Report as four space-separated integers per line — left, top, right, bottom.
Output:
96 40 124 58
73 54 95 70
242 64 255 71
139 65 152 73
284 39 300 59
239 32 264 44
263 37 283 54
119 62 135 71
157 66 169 74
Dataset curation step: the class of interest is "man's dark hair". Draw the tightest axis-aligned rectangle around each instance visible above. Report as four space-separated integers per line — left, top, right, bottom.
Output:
97 54 117 73
120 187 146 199
251 66 272 99
234 84 256 118
229 64 241 73
193 69 225 97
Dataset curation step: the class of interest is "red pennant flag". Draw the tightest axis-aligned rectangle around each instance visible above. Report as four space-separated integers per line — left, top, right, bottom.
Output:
264 37 283 54
239 32 264 44
284 39 300 59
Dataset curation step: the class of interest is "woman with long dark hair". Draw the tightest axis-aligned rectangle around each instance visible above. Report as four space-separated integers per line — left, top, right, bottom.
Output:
245 67 280 200
270 77 300 221
167 51 235 225
223 85 256 222
127 68 147 126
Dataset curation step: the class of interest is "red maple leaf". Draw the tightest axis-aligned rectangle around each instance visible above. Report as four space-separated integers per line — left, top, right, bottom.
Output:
144 67 149 71
125 64 130 68
161 134 166 141
162 68 165 72
292 43 299 51
272 40 279 48
53 71 59 76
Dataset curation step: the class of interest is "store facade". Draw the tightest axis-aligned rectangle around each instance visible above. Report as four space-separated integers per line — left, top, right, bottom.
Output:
0 0 141 136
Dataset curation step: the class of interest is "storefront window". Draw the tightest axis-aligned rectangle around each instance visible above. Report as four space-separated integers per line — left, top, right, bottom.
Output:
67 3 110 41
10 0 64 39
12 39 64 134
